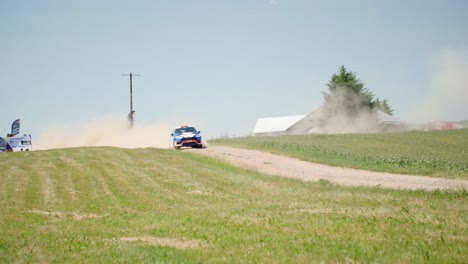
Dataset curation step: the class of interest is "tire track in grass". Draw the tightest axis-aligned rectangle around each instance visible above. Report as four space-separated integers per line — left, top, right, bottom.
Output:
91 148 155 210
114 149 162 191
98 148 182 211
38 167 56 207
57 157 79 202
0 166 14 208
89 158 121 209
46 154 86 209
3 166 31 209
53 148 119 211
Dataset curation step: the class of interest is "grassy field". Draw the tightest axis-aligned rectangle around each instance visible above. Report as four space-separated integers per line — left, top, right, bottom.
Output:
0 147 466 263
210 129 468 179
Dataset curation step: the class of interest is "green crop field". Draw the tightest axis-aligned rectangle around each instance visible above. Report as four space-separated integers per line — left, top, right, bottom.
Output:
0 147 466 263
210 129 468 179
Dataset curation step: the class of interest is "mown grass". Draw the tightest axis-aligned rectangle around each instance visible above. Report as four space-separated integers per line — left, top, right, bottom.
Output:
210 129 468 179
0 147 467 263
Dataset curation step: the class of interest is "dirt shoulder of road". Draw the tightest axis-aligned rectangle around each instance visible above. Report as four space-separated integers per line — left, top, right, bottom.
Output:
189 146 468 191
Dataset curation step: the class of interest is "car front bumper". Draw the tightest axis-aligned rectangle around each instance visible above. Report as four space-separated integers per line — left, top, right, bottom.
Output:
174 138 202 148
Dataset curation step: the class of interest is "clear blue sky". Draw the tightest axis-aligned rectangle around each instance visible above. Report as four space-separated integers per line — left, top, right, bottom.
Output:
1 0 467 139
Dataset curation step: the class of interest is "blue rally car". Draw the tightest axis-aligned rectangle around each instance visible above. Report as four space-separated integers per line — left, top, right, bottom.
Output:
171 126 203 149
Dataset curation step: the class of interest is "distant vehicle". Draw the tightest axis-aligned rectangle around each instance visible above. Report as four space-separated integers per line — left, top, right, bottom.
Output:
2 134 32 152
170 126 202 149
0 119 32 152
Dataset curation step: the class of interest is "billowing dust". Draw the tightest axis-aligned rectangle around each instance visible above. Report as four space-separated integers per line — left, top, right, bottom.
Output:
318 87 381 134
319 49 467 132
409 48 468 122
34 116 176 150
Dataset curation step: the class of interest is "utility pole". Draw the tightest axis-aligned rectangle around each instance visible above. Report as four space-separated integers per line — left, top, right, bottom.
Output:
121 72 140 127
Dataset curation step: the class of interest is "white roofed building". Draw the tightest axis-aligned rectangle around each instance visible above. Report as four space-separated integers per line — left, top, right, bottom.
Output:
253 109 407 136
377 111 407 132
253 115 305 136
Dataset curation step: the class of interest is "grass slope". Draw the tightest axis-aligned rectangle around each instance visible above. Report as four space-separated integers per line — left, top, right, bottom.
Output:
0 147 467 263
210 129 468 179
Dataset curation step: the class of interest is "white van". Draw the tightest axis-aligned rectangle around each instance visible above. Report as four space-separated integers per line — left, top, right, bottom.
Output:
4 134 32 152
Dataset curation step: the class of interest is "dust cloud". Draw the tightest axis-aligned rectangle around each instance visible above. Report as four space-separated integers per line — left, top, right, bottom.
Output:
34 116 176 150
318 87 381 134
319 49 468 132
408 49 468 122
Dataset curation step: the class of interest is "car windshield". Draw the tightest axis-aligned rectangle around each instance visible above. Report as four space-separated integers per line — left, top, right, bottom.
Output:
174 127 196 135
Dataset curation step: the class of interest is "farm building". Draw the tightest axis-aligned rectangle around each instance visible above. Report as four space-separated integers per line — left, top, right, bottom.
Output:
253 109 406 136
377 111 407 132
252 115 306 136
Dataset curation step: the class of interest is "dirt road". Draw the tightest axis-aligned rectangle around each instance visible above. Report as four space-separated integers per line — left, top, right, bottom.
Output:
189 146 468 191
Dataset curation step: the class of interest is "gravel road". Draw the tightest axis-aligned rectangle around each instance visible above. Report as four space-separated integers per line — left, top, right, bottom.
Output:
189 146 468 191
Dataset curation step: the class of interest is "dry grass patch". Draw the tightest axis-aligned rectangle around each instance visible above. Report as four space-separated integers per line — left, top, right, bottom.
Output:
186 190 208 196
293 207 399 218
447 235 468 242
120 237 207 249
29 209 103 220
